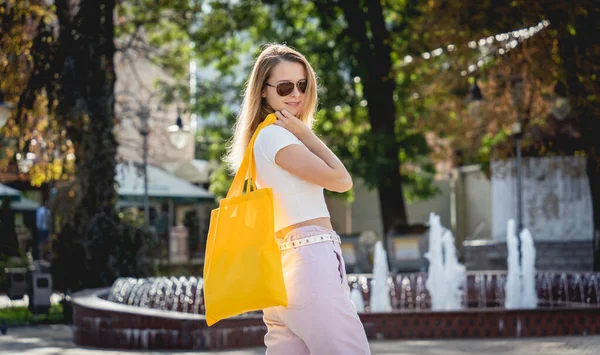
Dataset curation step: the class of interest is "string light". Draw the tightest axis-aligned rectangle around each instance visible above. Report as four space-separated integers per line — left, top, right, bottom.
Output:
401 20 551 72
339 20 551 107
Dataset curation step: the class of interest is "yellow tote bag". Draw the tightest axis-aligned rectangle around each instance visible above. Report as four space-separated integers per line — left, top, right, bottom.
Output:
203 114 287 326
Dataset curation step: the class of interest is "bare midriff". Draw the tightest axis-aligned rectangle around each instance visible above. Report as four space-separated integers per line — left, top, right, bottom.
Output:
274 217 333 240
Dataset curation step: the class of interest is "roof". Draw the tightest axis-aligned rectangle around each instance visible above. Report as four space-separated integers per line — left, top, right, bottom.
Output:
115 163 214 202
0 184 39 210
173 159 213 184
11 196 40 211
0 184 21 201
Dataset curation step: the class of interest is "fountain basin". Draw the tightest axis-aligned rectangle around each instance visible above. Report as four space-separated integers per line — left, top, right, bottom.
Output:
72 271 600 350
72 288 266 350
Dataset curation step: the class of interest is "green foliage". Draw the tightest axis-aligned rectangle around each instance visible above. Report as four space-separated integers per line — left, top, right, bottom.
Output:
188 0 438 208
408 0 600 170
116 0 194 102
0 1 77 184
208 163 233 200
0 304 64 326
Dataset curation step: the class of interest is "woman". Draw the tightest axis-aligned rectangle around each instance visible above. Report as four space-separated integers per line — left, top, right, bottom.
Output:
225 43 370 355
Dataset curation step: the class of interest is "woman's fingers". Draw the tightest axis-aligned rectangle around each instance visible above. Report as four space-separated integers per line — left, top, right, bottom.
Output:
273 112 286 128
274 110 286 121
274 111 293 130
280 109 300 121
272 110 311 141
280 109 293 118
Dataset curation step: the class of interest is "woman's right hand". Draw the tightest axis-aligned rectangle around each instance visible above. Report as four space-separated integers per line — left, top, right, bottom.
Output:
273 109 353 193
273 109 315 142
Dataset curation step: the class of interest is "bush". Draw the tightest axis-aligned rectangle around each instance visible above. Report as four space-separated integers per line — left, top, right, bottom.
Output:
51 211 154 292
0 304 64 326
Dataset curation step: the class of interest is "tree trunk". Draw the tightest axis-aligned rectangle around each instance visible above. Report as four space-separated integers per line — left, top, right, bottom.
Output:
74 0 118 218
339 0 409 238
548 5 600 270
52 0 119 290
587 154 600 271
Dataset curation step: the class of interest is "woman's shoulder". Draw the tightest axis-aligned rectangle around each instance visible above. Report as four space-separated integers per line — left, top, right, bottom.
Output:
254 123 303 159
259 124 289 135
256 124 297 142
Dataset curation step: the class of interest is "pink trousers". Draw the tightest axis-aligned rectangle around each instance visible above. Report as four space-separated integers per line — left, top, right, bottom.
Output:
263 226 371 355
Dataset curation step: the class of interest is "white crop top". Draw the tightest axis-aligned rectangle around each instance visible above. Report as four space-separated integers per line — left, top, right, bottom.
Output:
253 124 330 232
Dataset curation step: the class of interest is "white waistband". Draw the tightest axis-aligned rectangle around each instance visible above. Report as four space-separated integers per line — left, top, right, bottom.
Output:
279 233 341 251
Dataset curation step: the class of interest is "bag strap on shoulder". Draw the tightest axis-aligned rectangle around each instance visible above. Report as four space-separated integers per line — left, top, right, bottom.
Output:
226 114 277 198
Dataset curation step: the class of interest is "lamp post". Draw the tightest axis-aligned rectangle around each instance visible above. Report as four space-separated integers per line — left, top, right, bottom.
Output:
470 79 484 102
510 76 524 266
167 108 191 150
137 104 190 231
467 78 484 127
139 107 150 231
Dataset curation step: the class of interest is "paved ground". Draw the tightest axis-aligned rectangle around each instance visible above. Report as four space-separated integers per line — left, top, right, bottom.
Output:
1 325 600 354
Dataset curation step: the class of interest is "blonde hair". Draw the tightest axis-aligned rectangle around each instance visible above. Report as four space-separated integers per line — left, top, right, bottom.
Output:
223 43 319 172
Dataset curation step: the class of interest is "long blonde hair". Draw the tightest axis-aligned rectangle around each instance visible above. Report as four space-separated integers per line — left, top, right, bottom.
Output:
223 43 319 173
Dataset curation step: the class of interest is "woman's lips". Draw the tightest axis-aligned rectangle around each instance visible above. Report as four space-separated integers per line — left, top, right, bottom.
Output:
285 102 300 107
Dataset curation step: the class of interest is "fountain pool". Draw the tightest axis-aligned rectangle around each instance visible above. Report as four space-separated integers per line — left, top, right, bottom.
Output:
72 271 600 350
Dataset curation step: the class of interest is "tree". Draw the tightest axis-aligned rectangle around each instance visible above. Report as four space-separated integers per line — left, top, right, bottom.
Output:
411 0 600 268
50 0 200 289
2 0 204 290
42 0 150 290
191 0 599 264
0 1 76 185
190 0 437 236
1 0 162 290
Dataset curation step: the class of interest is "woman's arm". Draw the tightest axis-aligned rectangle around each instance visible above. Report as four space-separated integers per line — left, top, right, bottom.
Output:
272 110 353 193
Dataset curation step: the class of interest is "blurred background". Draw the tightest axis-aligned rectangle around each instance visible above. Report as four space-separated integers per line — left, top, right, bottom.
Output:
0 0 598 331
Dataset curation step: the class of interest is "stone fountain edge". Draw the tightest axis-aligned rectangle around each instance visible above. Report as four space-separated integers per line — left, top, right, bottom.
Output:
72 288 211 321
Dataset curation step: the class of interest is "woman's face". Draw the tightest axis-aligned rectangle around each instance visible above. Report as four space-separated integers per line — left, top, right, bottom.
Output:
262 60 306 117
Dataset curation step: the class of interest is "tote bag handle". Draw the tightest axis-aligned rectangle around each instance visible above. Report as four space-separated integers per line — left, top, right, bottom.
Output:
226 114 277 199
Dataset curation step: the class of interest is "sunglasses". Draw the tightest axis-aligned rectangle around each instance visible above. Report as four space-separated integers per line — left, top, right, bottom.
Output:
265 79 307 96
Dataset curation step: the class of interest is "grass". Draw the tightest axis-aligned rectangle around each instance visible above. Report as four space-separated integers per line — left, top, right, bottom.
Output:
0 303 64 326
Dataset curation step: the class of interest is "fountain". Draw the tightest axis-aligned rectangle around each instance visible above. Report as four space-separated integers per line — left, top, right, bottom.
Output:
370 241 392 312
425 213 465 310
520 228 538 308
504 220 538 309
71 216 600 350
504 220 520 309
350 288 366 312
424 213 445 310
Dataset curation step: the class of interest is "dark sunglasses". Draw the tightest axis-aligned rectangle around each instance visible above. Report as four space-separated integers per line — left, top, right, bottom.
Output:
265 79 307 96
